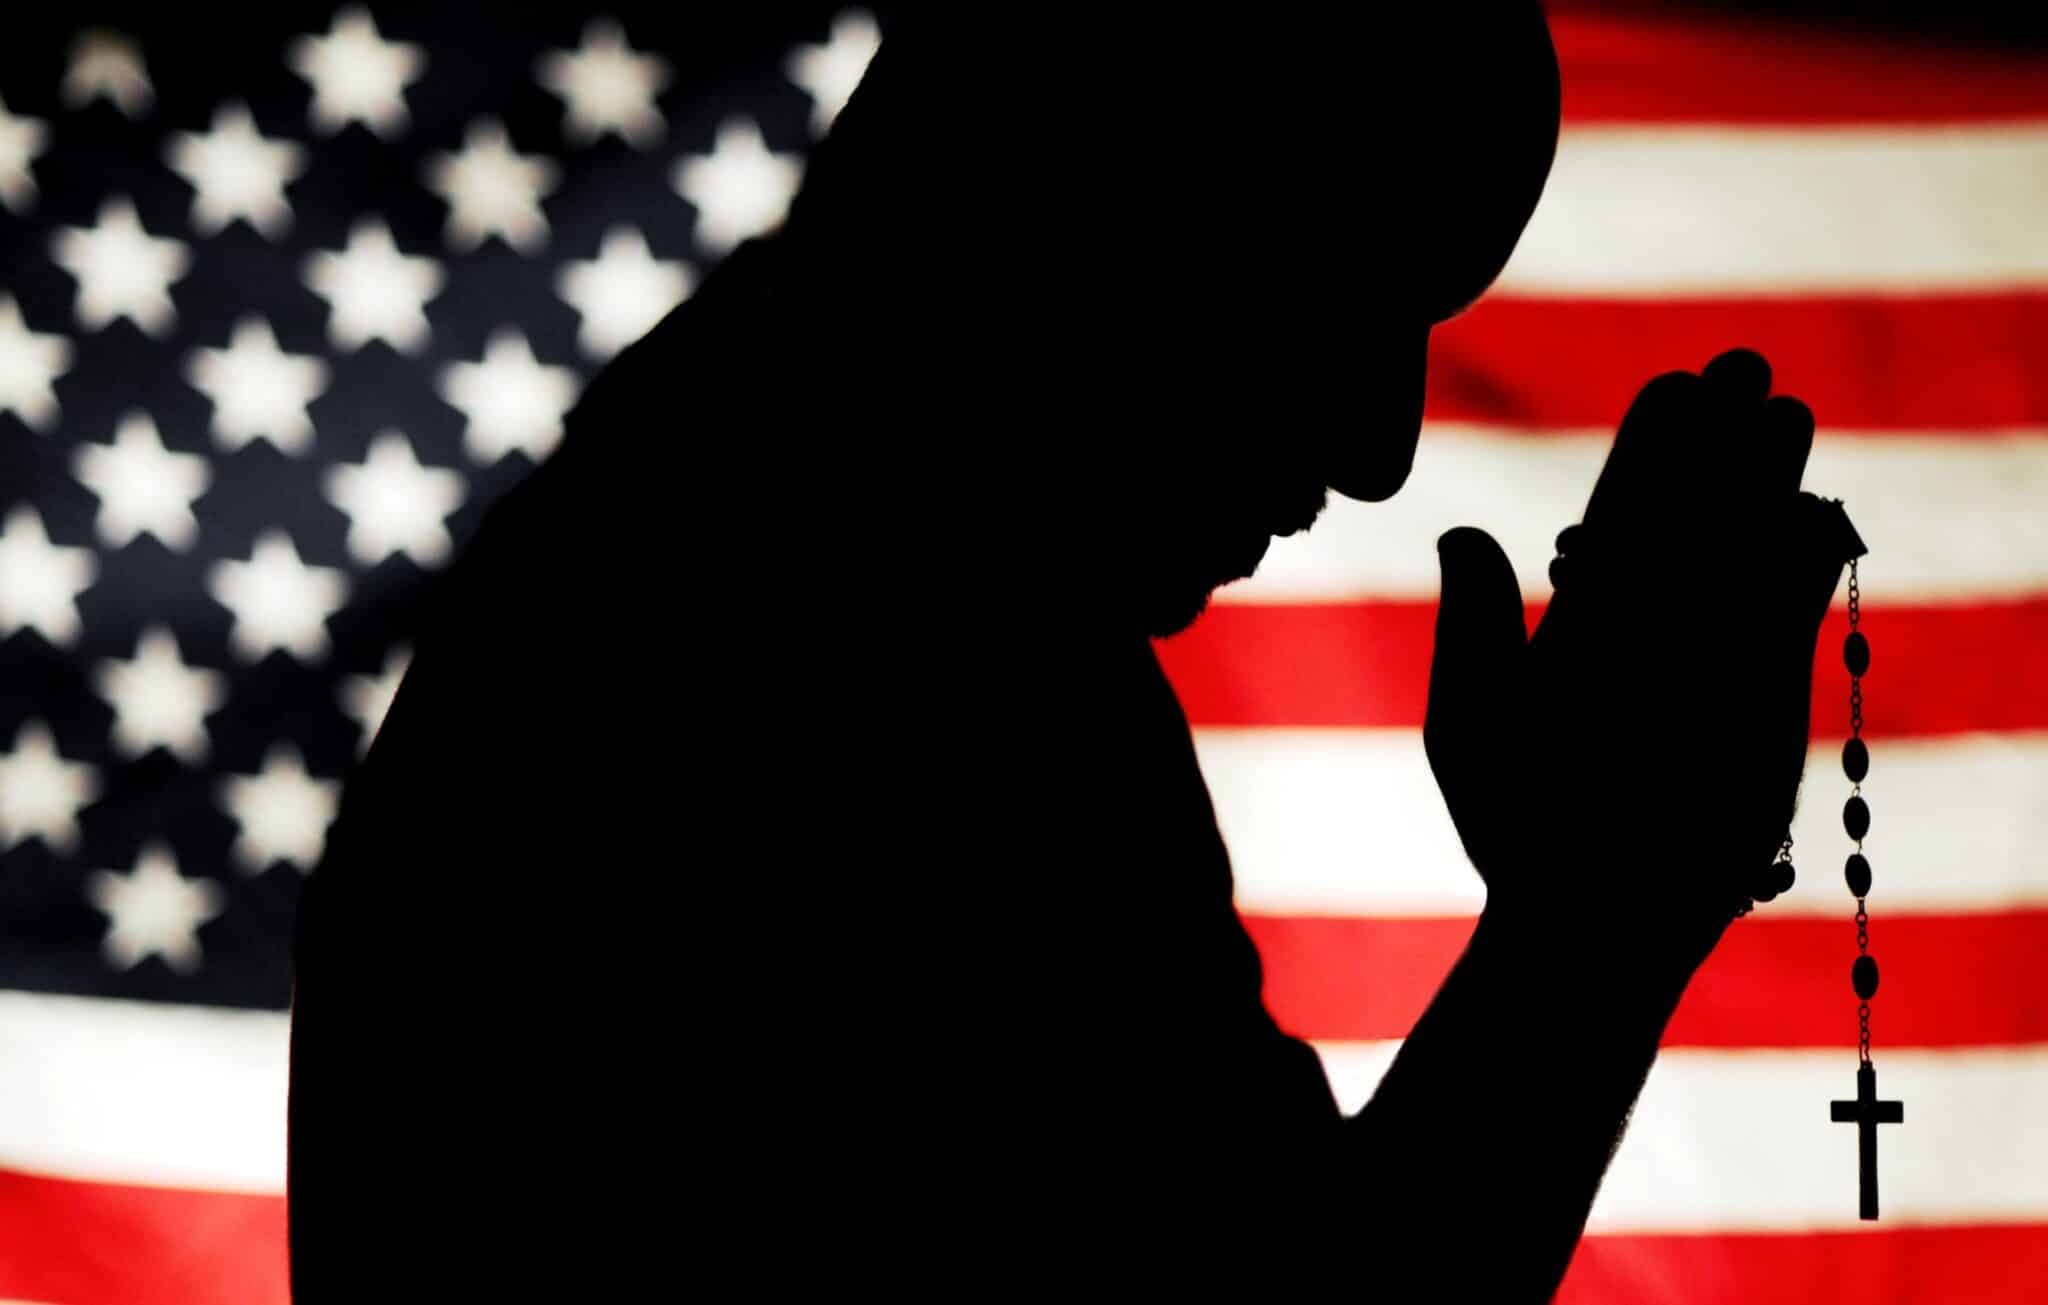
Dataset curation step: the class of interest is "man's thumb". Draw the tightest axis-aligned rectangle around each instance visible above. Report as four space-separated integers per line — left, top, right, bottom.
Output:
1425 527 1527 765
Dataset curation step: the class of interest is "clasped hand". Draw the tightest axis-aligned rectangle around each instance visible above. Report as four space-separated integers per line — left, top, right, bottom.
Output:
1425 349 1864 971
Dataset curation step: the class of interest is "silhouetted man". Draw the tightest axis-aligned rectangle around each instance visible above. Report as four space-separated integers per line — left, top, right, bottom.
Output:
289 8 1854 1298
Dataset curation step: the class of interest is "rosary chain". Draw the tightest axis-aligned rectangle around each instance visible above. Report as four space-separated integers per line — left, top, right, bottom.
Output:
1848 559 1864 742
1848 556 1872 1065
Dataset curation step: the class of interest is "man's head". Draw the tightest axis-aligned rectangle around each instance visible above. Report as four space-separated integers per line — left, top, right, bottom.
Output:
777 7 1562 635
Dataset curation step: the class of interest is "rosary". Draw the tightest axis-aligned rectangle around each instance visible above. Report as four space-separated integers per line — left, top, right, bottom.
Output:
1824 549 1903 1219
1568 496 1898 1218
1733 504 1900 1220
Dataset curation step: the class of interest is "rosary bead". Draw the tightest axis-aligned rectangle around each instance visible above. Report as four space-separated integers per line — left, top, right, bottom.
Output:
1846 853 1872 898
1844 631 1871 677
1772 861 1797 896
1852 954 1880 1000
1843 738 1870 783
1844 795 1871 841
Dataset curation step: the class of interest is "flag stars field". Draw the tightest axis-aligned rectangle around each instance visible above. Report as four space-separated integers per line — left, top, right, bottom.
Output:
425 118 560 254
93 627 228 764
72 412 211 552
340 646 410 757
437 328 581 464
537 19 673 150
672 118 803 255
49 197 190 337
218 745 340 875
787 10 882 136
0 721 100 856
556 226 693 360
0 294 73 431
323 432 466 568
61 28 153 118
165 102 307 240
302 218 444 354
287 5 424 140
87 844 227 974
0 95 49 214
206 530 348 663
184 317 330 455
0 506 97 646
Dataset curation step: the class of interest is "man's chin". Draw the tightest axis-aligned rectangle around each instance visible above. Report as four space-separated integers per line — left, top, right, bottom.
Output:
1141 541 1269 638
1141 587 1214 639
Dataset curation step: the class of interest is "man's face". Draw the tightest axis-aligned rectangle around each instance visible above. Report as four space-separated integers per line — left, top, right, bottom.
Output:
1076 12 1562 637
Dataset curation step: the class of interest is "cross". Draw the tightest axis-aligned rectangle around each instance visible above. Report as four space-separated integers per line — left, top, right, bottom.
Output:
1830 1061 1904 1220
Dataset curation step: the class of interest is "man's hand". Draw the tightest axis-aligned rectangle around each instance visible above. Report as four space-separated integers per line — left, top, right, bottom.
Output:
1422 348 1862 973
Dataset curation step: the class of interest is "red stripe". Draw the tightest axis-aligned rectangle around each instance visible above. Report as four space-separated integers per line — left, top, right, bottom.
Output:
1161 600 2040 736
1246 909 2048 1049
1563 1224 2048 1303
1549 12 2048 124
1429 294 2048 430
0 1168 287 1305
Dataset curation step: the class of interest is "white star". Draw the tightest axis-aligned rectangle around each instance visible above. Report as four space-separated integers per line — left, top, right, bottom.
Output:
93 626 226 763
303 218 443 354
0 95 49 214
50 197 191 336
184 317 330 455
72 411 210 551
424 118 558 254
0 295 72 432
61 29 153 118
672 118 803 255
323 431 466 567
555 226 692 360
0 506 96 646
787 10 881 136
218 744 339 874
436 329 580 464
536 19 672 149
207 529 348 663
287 5 425 139
164 101 306 239
340 645 410 756
0 720 98 854
87 843 225 973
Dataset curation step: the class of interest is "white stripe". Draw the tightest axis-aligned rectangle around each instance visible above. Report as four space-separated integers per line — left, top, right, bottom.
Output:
1317 1041 2044 1231
1495 126 2048 294
0 990 285 1193
1218 425 2048 605
1202 729 2048 918
1 993 2032 1232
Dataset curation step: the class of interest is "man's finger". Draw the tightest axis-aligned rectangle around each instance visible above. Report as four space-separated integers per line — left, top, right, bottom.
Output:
1426 526 1528 875
1584 370 1703 531
1699 348 1783 514
1762 395 1817 493
1701 347 1772 405
1426 528 1527 755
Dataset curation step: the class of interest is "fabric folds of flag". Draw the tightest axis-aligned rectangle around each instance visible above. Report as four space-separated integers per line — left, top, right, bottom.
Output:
0 5 2043 1302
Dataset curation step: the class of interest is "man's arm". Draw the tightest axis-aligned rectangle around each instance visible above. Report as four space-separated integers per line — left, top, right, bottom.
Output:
1343 907 1711 1299
1331 353 1854 1299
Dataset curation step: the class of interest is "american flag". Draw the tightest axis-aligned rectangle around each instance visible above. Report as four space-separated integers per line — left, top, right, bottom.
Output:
0 3 2042 1301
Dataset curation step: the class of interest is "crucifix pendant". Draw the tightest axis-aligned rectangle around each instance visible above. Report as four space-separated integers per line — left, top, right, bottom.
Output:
1830 1061 1903 1219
